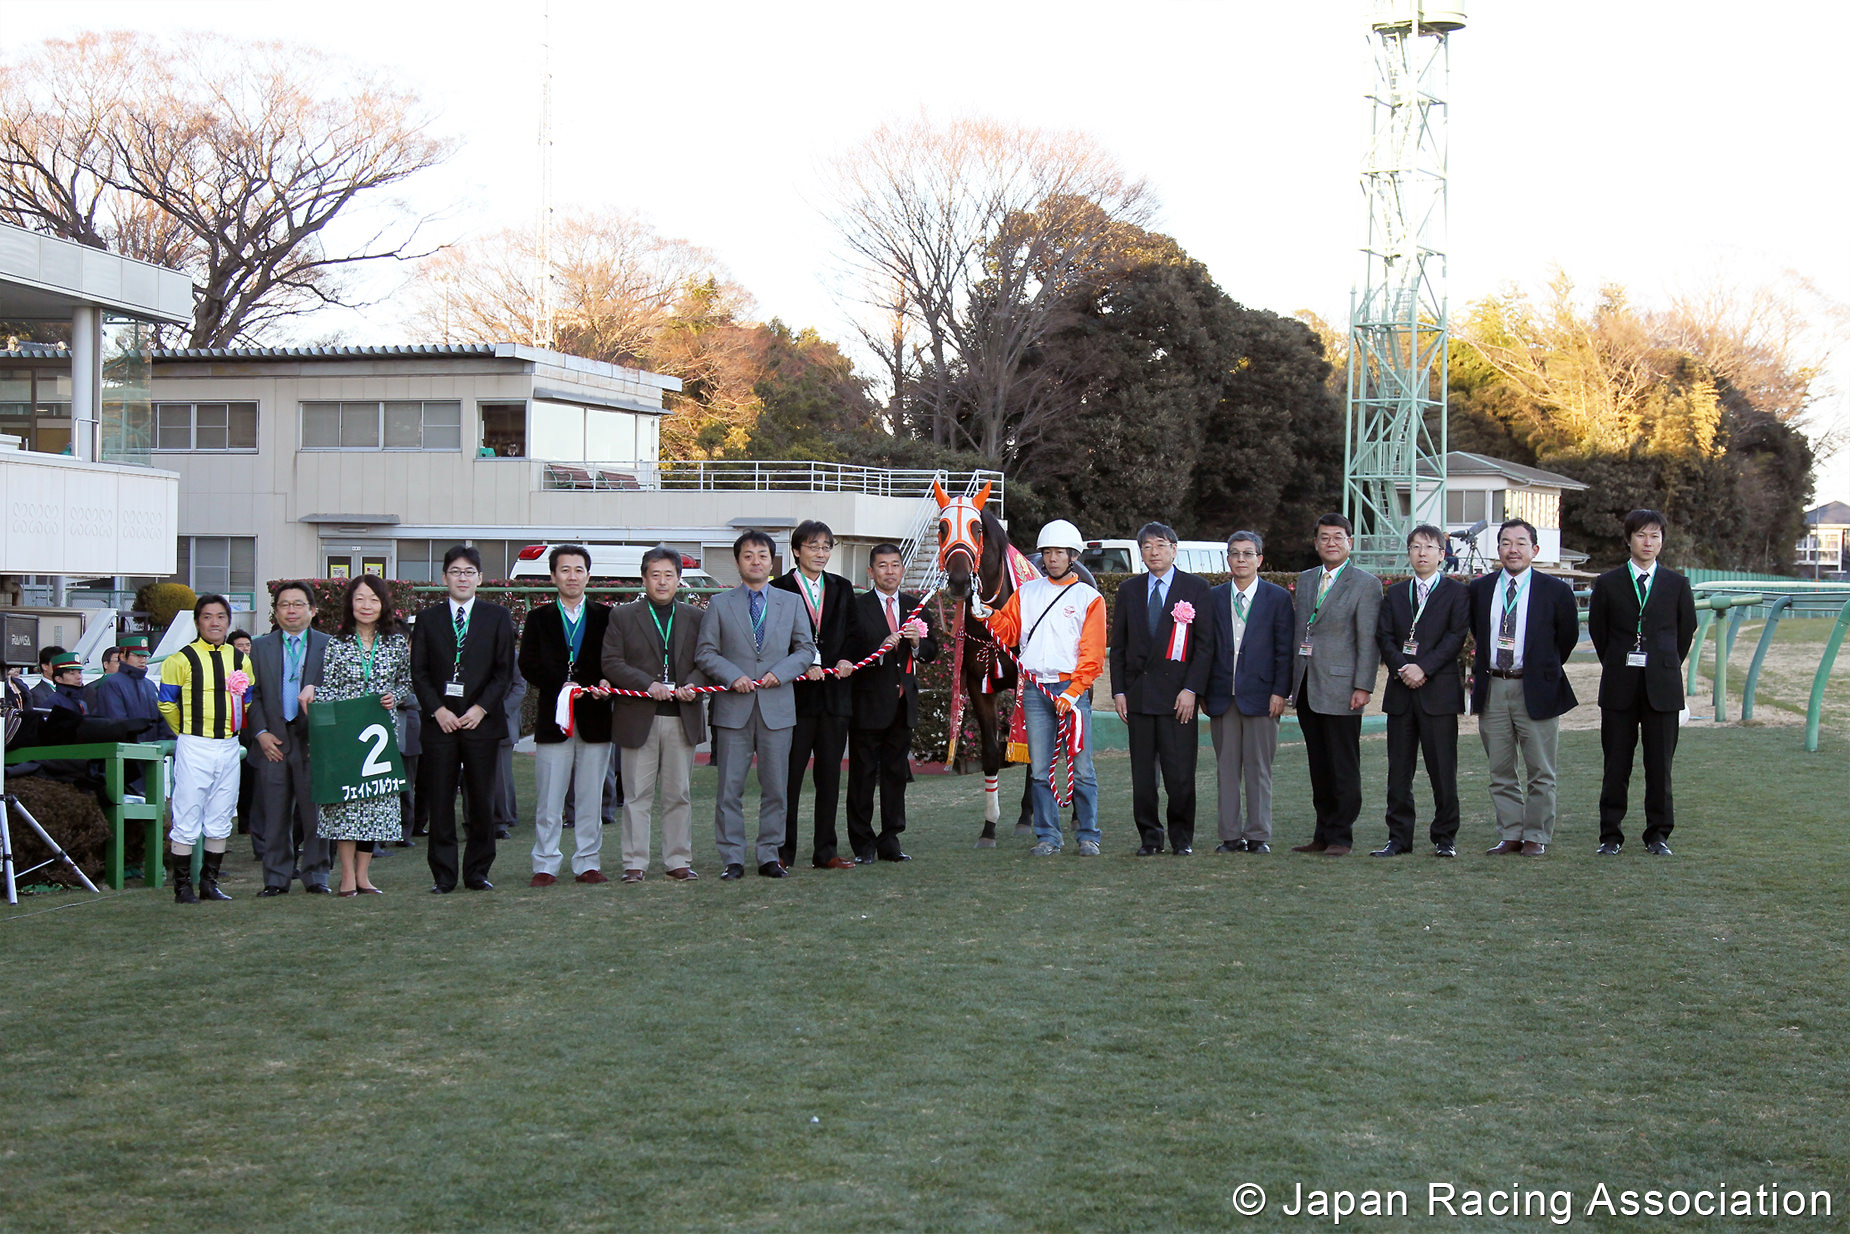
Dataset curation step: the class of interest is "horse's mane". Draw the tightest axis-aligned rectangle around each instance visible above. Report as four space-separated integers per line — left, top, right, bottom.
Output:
978 506 1035 608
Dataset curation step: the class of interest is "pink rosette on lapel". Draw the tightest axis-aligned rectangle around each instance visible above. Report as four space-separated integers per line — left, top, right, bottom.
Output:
226 669 251 732
1165 600 1196 661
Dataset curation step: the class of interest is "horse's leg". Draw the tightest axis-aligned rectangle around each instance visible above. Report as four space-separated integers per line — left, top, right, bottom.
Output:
970 690 1000 847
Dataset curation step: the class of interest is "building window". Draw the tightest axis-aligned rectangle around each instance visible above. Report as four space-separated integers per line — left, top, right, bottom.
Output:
172 535 257 595
1446 489 1511 526
398 539 518 581
1504 489 1560 530
301 401 463 451
479 401 527 457
153 402 258 451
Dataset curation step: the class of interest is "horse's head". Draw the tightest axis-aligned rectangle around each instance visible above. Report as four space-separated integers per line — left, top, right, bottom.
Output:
934 479 993 598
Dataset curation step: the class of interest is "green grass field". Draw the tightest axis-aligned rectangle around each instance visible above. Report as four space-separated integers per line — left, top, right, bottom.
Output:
6 721 1847 1233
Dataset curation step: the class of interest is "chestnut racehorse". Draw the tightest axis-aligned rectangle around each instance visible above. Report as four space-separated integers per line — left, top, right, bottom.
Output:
934 481 1037 846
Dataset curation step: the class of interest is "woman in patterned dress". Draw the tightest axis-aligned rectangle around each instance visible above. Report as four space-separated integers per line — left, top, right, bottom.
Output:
300 576 414 896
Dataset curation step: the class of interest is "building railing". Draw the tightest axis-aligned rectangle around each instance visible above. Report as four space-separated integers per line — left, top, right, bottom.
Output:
534 457 1005 511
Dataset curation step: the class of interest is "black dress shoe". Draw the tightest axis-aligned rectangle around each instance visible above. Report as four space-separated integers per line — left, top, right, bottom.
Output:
303 883 332 895
878 851 912 862
429 884 454 894
465 879 494 890
1134 844 1163 857
1246 841 1271 853
493 825 512 840
1645 841 1674 856
1214 840 1245 853
852 853 878 865
1371 840 1410 857
1172 846 1192 856
257 886 288 897
757 861 790 878
720 863 744 880
393 839 414 848
1434 844 1458 858
1596 842 1623 856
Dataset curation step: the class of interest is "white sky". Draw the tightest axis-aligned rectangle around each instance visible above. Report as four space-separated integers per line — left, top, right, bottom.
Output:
11 0 1850 497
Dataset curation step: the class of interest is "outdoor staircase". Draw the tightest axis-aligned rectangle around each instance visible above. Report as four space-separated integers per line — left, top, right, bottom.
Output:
897 471 992 595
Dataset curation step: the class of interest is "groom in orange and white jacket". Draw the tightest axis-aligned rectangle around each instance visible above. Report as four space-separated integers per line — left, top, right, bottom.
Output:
981 520 1106 856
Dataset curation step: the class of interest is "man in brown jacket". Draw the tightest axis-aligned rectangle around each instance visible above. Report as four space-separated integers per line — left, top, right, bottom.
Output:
601 546 709 881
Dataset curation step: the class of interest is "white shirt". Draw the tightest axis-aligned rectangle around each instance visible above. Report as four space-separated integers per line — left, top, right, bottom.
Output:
448 597 476 629
1631 561 1656 592
1229 577 1259 659
1491 568 1533 671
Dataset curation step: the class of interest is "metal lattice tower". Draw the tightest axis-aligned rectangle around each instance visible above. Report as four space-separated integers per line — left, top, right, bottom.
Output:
1342 1 1465 568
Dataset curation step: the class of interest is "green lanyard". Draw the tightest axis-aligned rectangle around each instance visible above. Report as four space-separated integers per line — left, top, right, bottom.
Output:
1309 562 1347 627
1501 572 1529 619
358 632 377 685
647 602 675 682
1632 568 1653 646
451 605 470 679
795 571 824 628
1410 575 1436 626
560 602 585 663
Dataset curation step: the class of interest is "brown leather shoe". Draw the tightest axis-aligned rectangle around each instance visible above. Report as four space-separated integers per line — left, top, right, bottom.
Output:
1291 841 1328 853
619 869 645 884
1322 845 1352 857
1521 841 1547 856
576 869 610 884
816 857 856 870
664 866 699 881
528 873 558 887
1485 840 1524 855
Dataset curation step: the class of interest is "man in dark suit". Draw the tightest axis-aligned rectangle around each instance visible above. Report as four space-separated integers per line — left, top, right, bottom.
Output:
411 544 516 892
517 544 613 887
1468 518 1580 856
844 543 938 863
1203 531 1294 853
1111 521 1215 855
1587 508 1698 856
1289 513 1384 857
770 519 864 871
1373 524 1470 857
602 546 709 881
247 581 332 895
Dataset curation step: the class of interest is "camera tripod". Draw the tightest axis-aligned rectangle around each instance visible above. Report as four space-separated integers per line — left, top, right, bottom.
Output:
1 792 100 905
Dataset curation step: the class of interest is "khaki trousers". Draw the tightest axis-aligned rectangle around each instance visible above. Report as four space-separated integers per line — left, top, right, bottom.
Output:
1479 675 1560 843
621 715 696 872
1209 709 1279 845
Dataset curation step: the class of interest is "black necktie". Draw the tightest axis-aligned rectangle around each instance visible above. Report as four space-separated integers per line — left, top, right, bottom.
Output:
1496 578 1517 670
1147 576 1163 636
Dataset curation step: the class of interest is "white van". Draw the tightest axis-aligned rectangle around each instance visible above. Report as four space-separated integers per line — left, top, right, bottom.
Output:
1080 539 1231 575
509 544 720 589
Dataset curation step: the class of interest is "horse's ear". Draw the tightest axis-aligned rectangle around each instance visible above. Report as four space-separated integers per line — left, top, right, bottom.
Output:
973 481 993 511
933 480 951 508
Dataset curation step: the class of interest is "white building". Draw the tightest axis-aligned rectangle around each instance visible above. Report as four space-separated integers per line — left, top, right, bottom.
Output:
1797 501 1850 578
1419 451 1588 570
0 223 188 635
138 345 996 599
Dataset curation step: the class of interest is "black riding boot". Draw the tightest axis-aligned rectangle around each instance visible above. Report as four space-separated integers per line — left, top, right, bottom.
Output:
197 850 233 901
171 851 199 904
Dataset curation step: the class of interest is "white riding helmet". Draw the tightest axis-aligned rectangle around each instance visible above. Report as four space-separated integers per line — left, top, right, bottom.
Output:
1036 519 1085 553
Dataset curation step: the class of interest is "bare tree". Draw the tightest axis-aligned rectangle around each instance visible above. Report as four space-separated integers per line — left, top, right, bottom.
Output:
0 31 451 346
826 117 1153 459
411 208 730 365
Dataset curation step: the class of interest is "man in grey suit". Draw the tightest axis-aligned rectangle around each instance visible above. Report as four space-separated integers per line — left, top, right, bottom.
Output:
247 581 333 894
696 529 817 879
1288 513 1383 857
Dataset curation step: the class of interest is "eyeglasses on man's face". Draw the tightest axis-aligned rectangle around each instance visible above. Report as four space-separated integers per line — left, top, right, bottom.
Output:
445 567 480 578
